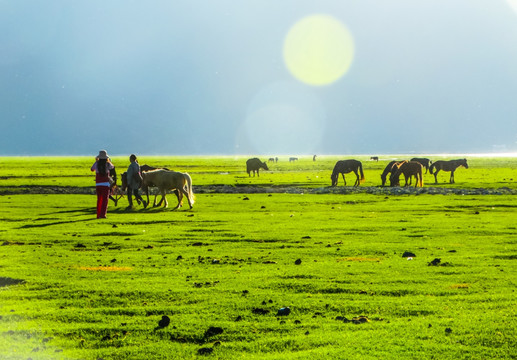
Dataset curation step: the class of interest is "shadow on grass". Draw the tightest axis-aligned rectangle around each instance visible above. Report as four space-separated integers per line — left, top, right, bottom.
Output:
18 217 97 228
0 277 25 287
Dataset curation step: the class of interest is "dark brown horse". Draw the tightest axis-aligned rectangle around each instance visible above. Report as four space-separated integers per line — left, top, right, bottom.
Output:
410 158 433 173
429 159 468 184
331 159 365 186
381 160 407 186
246 158 269 177
390 161 424 188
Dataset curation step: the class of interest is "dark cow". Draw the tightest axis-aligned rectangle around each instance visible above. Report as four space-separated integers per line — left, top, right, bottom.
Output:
246 158 269 177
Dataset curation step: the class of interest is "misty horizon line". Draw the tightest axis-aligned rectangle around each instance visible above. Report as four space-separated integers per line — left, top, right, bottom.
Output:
1 152 517 158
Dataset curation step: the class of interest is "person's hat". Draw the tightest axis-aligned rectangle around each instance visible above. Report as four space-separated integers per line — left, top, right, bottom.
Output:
98 150 108 159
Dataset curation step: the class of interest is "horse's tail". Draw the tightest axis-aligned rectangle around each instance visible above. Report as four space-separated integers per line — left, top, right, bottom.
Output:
429 162 436 174
358 162 365 184
184 173 195 206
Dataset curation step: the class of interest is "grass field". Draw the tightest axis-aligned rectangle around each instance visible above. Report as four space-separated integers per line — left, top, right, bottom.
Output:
0 156 516 359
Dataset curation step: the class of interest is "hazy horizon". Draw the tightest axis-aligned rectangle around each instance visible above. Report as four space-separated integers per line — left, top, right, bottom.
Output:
2 152 517 159
2 1 517 156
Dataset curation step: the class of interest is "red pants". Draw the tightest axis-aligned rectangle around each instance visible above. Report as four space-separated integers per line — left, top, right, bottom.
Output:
96 186 110 218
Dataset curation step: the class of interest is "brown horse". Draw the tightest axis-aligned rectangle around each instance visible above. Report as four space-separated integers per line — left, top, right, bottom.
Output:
380 160 407 186
331 159 365 186
429 159 468 184
121 164 178 206
141 169 194 209
390 161 424 188
410 157 433 173
139 165 180 205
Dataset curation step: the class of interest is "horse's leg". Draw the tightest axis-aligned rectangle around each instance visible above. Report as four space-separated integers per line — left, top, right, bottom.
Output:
182 187 193 209
353 170 359 186
434 170 440 184
174 189 182 207
341 173 346 186
450 170 455 183
174 190 183 210
160 189 167 208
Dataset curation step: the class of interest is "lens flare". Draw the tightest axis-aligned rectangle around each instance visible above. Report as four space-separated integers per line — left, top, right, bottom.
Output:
507 0 517 13
241 81 326 154
283 14 354 86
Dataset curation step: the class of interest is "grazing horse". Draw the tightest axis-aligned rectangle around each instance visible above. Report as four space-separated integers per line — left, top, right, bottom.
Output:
246 158 269 177
289 157 298 162
390 161 424 188
331 159 365 186
370 156 379 161
380 160 407 186
268 158 275 163
141 169 194 209
429 159 468 184
410 157 433 173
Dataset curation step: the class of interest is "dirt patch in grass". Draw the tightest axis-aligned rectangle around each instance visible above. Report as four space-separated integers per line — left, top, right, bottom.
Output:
0 277 25 287
2 185 517 196
78 266 133 271
337 257 382 262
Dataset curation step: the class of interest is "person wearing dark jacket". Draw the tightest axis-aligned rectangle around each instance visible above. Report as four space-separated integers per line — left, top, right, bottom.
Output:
126 154 147 209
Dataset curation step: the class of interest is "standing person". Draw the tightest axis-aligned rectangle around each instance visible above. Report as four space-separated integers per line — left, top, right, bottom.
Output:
126 154 147 209
91 150 115 219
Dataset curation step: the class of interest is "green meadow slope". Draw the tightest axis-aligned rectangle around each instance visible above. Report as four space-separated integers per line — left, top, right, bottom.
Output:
0 156 516 359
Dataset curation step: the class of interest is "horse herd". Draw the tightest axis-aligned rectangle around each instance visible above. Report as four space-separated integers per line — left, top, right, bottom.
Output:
247 157 469 188
111 157 468 210
118 166 195 210
334 157 468 188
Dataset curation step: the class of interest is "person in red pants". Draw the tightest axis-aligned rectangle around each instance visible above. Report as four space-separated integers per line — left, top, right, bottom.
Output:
91 150 115 219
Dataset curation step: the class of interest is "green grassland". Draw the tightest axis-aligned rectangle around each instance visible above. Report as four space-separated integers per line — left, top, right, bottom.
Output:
0 156 516 359
1 155 516 190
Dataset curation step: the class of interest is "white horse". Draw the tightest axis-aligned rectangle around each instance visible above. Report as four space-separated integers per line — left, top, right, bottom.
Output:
141 169 195 209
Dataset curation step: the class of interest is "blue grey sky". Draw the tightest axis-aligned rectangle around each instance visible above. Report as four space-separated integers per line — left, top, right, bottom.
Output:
2 1 517 156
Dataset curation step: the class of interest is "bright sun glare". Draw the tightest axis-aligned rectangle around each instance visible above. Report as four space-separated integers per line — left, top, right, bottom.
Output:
508 0 517 13
283 14 355 86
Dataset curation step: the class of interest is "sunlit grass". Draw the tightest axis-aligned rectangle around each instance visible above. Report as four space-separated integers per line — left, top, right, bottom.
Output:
0 156 516 359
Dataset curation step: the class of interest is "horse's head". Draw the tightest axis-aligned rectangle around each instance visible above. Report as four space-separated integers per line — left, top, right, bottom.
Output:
389 170 401 187
330 173 338 186
262 162 269 171
462 159 469 169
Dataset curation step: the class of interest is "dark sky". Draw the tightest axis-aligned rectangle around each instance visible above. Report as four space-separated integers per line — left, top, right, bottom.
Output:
2 1 517 156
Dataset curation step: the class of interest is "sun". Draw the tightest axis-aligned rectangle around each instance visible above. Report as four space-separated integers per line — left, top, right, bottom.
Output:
283 14 355 86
